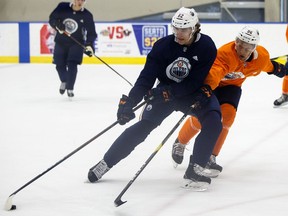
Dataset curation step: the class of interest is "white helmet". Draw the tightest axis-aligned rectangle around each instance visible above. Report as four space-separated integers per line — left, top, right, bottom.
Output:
171 7 199 30
236 26 260 45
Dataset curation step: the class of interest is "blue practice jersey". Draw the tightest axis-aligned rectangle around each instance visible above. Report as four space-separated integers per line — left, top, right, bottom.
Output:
49 2 97 46
129 33 217 104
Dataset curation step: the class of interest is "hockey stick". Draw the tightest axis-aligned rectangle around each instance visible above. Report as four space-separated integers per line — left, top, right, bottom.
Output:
63 31 134 87
4 100 147 211
271 54 288 64
114 107 192 207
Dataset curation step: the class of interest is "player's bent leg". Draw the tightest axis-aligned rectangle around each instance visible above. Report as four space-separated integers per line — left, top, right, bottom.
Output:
88 120 158 182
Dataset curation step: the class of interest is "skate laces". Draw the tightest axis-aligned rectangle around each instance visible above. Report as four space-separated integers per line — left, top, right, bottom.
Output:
67 90 74 97
208 155 216 165
206 155 223 174
60 82 66 90
193 164 212 176
172 140 186 156
92 160 110 179
277 94 288 103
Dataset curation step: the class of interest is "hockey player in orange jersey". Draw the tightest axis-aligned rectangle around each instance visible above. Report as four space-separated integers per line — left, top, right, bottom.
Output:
171 26 288 177
273 25 288 106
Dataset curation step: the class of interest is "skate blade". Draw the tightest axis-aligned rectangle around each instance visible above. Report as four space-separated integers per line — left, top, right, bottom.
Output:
172 161 179 169
181 180 209 191
171 157 181 169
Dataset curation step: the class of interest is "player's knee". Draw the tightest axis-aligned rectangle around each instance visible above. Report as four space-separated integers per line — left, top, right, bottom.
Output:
189 116 201 130
221 103 236 129
67 61 78 72
202 110 222 134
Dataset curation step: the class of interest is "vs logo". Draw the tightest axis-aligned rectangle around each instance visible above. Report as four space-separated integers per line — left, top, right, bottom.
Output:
102 26 132 39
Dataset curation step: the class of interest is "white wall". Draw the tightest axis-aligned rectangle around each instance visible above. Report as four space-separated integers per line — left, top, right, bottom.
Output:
0 22 287 64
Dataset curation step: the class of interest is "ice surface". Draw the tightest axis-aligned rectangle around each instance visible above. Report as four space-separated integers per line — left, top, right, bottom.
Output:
0 63 288 216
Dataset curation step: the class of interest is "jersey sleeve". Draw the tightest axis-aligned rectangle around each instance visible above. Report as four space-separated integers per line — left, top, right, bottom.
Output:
286 25 288 43
256 46 281 75
128 43 160 104
204 46 234 90
48 3 64 29
85 11 97 45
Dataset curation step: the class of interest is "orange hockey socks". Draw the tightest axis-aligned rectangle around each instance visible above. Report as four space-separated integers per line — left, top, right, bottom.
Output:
212 104 236 156
178 116 201 145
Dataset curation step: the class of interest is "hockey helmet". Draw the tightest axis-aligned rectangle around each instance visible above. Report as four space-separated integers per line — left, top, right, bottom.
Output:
171 7 199 30
236 26 260 45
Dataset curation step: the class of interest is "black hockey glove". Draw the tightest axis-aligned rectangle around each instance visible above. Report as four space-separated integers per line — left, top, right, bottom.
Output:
55 21 65 34
145 86 173 103
270 60 288 77
191 85 213 110
285 61 288 75
84 43 95 57
117 94 136 125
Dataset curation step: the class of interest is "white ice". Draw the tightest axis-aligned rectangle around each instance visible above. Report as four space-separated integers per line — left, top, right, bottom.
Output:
0 63 288 216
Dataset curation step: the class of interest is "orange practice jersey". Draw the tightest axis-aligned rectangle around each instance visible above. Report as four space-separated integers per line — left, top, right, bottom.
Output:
205 41 274 90
286 25 288 43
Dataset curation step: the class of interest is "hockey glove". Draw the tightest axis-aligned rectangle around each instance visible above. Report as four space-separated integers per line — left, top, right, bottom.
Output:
55 21 65 34
191 85 213 110
145 86 173 103
270 60 288 77
117 94 136 125
285 61 288 75
84 45 94 57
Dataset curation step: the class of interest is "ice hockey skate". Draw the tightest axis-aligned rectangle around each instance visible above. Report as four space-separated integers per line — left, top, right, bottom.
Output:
205 155 223 178
273 93 288 107
182 158 211 191
88 159 110 182
59 82 66 95
67 90 74 97
172 138 186 168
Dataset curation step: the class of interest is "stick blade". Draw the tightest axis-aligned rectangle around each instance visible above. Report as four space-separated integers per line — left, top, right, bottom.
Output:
4 195 16 211
114 198 127 207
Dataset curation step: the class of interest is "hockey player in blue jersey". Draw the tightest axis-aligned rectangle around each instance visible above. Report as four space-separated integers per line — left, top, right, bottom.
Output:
49 0 97 97
88 7 222 189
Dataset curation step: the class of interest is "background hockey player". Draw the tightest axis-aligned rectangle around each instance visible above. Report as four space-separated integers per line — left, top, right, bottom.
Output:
274 25 288 106
87 7 222 190
172 26 288 177
49 0 97 97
